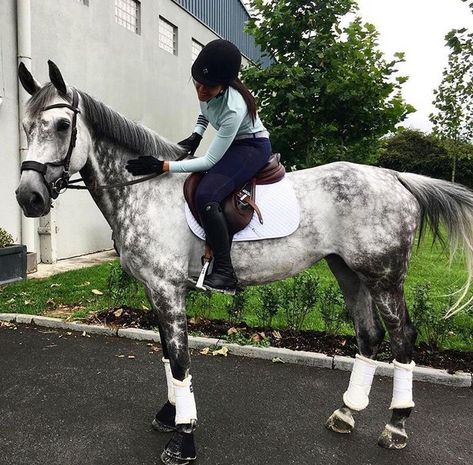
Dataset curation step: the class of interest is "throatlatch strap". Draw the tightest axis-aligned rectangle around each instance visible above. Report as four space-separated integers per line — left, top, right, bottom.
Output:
343 354 378 411
390 360 415 409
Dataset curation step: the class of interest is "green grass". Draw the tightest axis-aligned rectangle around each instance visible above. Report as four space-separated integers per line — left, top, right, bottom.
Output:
0 263 148 319
0 230 472 351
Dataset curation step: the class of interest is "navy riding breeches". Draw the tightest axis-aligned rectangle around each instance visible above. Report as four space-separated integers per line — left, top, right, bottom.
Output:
194 137 272 214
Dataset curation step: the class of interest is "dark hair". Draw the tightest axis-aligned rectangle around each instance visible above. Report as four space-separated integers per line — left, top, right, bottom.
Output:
229 78 257 125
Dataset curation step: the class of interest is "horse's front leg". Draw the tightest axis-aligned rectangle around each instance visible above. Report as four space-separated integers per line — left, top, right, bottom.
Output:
145 283 197 465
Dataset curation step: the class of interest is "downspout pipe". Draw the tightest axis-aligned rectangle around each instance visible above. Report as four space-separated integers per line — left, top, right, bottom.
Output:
17 0 36 253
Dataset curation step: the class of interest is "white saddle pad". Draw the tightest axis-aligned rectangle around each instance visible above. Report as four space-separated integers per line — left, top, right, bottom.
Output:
185 176 300 241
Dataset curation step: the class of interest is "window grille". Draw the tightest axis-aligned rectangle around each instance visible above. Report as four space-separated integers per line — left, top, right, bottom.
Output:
191 39 203 62
115 0 140 34
159 16 178 55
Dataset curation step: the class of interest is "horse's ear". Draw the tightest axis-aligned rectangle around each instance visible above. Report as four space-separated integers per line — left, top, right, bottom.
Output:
18 62 41 96
48 60 67 95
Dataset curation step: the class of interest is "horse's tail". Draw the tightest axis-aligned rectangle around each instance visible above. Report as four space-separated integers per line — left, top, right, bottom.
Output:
396 171 473 317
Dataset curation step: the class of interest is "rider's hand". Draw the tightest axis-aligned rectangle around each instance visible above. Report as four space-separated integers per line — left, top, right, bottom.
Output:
126 156 165 176
178 132 202 157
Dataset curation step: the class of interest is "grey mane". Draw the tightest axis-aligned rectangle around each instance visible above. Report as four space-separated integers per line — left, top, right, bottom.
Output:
26 83 186 161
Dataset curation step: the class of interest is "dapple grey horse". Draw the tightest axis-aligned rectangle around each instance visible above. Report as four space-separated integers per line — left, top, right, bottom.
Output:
15 61 473 464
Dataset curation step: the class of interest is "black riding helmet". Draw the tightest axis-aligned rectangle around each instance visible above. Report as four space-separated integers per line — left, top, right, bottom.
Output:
191 39 242 87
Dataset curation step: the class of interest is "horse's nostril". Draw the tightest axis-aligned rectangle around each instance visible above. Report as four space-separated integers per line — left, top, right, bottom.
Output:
30 191 44 209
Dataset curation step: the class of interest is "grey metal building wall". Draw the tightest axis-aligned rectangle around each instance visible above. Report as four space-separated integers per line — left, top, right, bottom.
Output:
1 0 261 262
172 0 268 65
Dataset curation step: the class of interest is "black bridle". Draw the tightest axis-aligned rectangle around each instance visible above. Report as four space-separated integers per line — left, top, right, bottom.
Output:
20 89 188 200
21 89 80 199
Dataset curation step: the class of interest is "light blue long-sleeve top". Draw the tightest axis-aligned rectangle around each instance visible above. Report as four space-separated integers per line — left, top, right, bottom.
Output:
168 86 266 173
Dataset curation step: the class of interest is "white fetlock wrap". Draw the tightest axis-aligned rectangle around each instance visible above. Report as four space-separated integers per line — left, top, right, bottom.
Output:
162 358 176 405
173 375 197 424
389 359 415 410
342 354 378 411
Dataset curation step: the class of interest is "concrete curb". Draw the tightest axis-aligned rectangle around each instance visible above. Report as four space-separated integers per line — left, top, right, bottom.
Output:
1 313 471 388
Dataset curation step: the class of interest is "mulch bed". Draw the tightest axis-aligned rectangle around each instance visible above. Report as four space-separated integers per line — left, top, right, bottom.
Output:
88 307 473 375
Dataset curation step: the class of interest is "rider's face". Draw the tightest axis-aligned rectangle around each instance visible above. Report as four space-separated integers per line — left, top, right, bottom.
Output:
193 80 224 102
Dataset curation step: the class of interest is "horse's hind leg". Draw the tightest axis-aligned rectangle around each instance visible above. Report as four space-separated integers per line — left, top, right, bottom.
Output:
324 255 386 434
368 283 417 450
144 285 197 464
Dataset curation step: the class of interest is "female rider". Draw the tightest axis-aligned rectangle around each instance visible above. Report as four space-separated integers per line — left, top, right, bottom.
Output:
126 39 272 293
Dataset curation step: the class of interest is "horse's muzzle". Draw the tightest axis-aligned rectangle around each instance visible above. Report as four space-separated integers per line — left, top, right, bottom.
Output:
15 175 51 217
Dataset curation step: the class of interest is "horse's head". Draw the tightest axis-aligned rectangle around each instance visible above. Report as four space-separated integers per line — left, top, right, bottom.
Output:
16 61 92 217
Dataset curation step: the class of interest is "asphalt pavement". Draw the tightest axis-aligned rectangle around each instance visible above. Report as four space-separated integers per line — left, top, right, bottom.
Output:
0 324 471 465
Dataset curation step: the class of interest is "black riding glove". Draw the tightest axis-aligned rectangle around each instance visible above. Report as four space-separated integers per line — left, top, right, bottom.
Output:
126 156 165 176
178 132 202 157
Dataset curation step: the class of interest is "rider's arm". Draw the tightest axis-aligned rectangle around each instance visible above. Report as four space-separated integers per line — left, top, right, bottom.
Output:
194 114 209 136
167 106 246 173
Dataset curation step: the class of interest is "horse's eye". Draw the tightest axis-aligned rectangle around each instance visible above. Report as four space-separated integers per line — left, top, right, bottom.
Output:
57 119 71 132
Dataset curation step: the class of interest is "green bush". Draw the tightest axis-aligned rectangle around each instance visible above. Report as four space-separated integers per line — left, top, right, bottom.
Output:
377 129 473 188
0 228 14 248
279 271 320 331
411 283 456 350
256 284 280 328
227 290 246 325
186 290 213 321
319 284 350 336
106 261 140 308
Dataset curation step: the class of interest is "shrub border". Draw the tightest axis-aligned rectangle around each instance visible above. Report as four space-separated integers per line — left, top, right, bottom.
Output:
1 313 471 388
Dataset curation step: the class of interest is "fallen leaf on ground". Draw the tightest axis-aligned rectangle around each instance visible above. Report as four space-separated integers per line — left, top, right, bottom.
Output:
6 298 15 304
142 305 149 310
227 327 239 336
91 289 103 295
250 333 262 343
272 330 282 339
117 354 125 358
0 321 14 328
46 298 55 306
24 300 32 305
50 283 61 288
200 347 210 355
113 309 123 318
212 346 229 357
127 355 136 359
272 357 285 364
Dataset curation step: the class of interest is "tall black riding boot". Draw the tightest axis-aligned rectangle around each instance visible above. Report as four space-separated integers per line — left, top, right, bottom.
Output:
200 202 238 294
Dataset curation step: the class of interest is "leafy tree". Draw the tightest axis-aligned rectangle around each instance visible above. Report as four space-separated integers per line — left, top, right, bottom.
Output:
242 0 414 169
377 129 473 188
430 1 473 182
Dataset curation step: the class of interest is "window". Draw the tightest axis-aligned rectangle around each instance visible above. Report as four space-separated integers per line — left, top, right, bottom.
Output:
159 16 178 55
115 0 141 34
191 39 203 62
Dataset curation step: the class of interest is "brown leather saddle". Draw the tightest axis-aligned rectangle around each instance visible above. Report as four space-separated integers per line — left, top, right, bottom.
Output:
184 153 286 236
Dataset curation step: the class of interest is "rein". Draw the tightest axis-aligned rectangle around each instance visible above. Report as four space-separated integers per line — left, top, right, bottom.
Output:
20 88 187 198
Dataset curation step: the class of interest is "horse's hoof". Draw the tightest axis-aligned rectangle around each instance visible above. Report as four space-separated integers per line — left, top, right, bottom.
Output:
152 402 177 433
325 408 355 434
161 431 196 465
378 424 408 449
